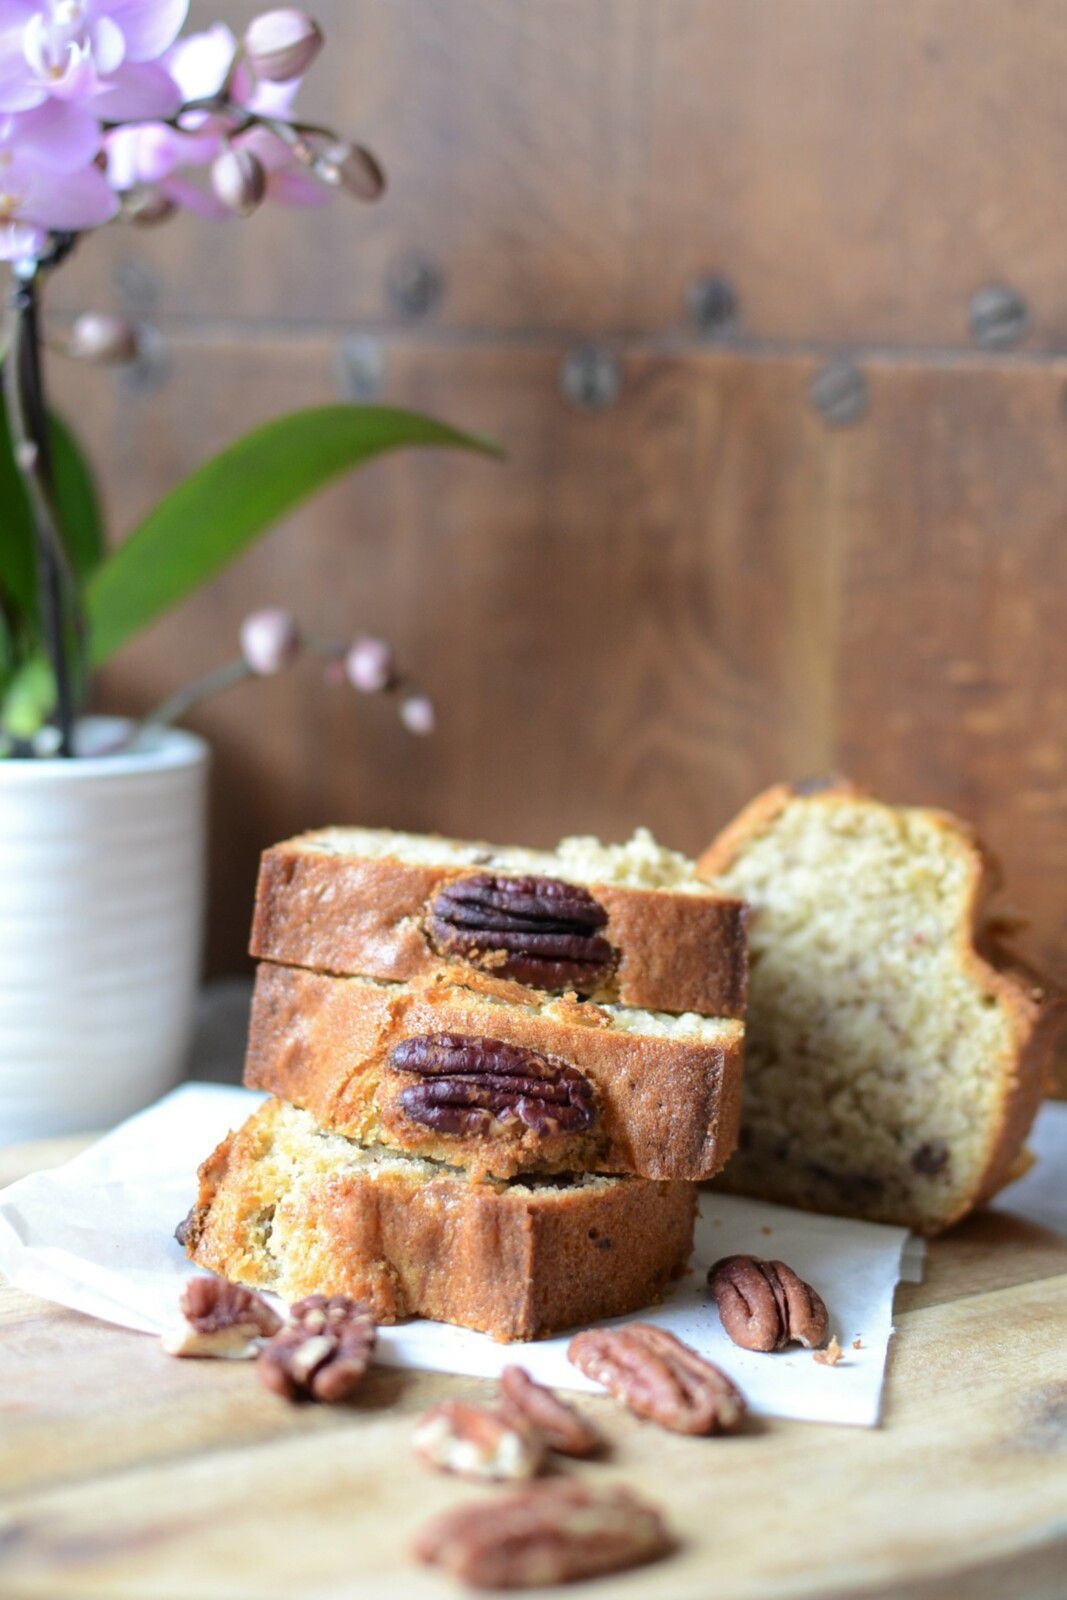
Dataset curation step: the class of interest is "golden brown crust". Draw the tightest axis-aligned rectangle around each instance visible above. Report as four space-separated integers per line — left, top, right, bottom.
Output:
250 838 748 1017
698 780 1062 1233
244 963 744 1183
184 1099 697 1342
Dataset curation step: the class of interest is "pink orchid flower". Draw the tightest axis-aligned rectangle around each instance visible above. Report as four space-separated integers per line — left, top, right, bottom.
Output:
0 0 187 119
1 99 100 170
106 22 326 217
0 128 117 258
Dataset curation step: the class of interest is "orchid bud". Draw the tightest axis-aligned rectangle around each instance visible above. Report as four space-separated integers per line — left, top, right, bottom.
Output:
316 141 385 201
67 313 140 365
123 186 176 227
399 694 435 736
345 635 393 694
212 148 267 217
240 609 301 674
245 8 324 82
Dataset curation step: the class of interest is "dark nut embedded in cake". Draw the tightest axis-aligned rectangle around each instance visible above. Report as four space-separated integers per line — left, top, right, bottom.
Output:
427 872 616 993
499 1366 604 1458
568 1323 746 1436
413 1480 672 1589
413 1399 546 1482
708 1255 830 1353
389 1033 596 1138
160 1277 282 1359
257 1294 377 1402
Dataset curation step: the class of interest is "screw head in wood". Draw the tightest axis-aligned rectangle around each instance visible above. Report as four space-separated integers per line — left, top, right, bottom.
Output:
686 275 738 336
387 254 444 320
560 345 620 410
119 323 169 393
809 360 867 427
336 336 384 399
113 257 161 316
969 284 1028 350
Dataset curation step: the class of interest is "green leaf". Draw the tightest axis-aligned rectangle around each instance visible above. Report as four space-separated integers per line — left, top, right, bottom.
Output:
0 389 37 616
0 394 105 618
50 409 105 580
1 653 54 738
86 404 501 667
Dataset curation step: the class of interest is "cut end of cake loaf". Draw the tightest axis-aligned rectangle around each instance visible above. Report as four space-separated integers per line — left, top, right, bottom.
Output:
698 781 1059 1234
182 1099 697 1342
250 824 748 1017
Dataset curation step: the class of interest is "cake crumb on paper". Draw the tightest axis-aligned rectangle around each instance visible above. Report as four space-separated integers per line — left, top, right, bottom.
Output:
852 1338 863 1350
814 1337 844 1367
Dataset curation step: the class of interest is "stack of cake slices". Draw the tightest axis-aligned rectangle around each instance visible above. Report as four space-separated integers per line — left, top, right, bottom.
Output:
180 827 749 1341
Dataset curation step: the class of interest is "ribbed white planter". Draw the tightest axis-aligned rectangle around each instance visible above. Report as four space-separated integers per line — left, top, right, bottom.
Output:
0 717 209 1142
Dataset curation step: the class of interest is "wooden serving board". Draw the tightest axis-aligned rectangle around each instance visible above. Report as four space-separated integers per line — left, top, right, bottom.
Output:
0 1136 1064 1600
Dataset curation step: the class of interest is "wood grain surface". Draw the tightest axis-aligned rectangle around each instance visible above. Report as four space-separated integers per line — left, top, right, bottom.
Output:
36 1 1067 1087
58 342 1067 1031
0 1136 1064 1599
53 0 1067 347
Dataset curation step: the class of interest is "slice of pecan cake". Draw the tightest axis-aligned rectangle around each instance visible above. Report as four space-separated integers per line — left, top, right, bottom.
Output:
243 963 744 1182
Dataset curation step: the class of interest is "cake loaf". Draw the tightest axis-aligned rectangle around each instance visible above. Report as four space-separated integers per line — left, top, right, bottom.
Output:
244 963 745 1182
698 779 1060 1233
250 826 748 1017
181 1098 697 1341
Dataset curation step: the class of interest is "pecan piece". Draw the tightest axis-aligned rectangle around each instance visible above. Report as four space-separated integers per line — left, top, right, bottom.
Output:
257 1294 376 1402
413 1480 672 1589
413 1399 545 1481
389 1033 596 1139
568 1323 746 1436
708 1255 830 1352
428 872 615 993
160 1277 281 1359
499 1366 604 1458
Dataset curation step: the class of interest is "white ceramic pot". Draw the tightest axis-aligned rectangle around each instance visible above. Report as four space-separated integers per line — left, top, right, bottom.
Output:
0 717 209 1142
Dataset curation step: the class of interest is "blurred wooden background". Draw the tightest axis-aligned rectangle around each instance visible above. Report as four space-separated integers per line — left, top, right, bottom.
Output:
50 0 1066 1083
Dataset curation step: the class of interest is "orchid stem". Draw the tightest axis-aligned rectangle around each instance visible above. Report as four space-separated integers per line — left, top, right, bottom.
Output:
139 657 252 730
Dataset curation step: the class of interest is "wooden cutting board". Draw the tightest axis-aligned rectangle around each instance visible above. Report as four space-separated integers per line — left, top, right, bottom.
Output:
0 1135 1064 1600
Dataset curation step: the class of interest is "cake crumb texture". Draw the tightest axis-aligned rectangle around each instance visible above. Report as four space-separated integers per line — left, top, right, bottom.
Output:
699 782 1059 1233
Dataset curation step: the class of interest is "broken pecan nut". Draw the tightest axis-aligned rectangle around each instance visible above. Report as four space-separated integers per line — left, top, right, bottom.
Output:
389 1033 596 1139
257 1294 377 1402
160 1277 281 1359
708 1255 830 1352
427 872 616 993
499 1366 604 1458
413 1480 672 1589
413 1399 546 1481
568 1323 746 1436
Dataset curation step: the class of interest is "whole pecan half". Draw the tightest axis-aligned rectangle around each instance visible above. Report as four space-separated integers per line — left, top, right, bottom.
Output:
413 1480 672 1589
568 1323 746 1436
257 1294 377 1402
708 1256 829 1352
413 1399 545 1481
499 1366 604 1458
160 1277 282 1359
427 872 615 992
389 1033 596 1138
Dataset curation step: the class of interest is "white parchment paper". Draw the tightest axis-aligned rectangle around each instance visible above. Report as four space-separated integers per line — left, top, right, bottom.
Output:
0 1082 938 1425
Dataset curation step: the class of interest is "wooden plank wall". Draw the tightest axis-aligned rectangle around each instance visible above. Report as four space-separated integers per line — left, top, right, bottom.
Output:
48 1 1067 1085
